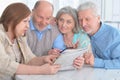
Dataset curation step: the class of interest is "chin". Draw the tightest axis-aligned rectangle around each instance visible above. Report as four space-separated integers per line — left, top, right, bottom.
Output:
61 31 66 34
20 33 25 36
87 31 93 35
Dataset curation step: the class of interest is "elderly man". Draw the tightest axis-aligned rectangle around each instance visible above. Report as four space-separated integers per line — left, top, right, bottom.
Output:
77 1 120 69
27 0 66 56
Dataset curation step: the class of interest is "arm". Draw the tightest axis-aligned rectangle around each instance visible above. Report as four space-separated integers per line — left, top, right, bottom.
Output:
16 63 60 75
16 52 60 75
86 43 120 69
27 55 59 66
94 45 120 69
53 34 66 50
0 40 60 76
73 56 84 69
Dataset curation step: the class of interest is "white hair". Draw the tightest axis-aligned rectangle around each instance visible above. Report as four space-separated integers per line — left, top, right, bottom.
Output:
77 1 100 16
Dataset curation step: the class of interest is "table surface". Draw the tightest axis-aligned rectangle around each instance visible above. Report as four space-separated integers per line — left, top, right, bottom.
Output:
15 65 120 80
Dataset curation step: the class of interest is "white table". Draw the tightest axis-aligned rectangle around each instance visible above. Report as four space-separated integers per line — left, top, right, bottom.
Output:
15 65 120 80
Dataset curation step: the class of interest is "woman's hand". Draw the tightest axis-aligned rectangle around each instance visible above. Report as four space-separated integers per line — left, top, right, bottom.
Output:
73 56 84 69
65 40 79 49
43 54 59 64
40 63 60 75
48 48 61 55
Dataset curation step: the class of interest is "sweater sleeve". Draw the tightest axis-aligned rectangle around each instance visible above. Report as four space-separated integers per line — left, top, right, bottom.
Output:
0 40 19 76
94 42 120 69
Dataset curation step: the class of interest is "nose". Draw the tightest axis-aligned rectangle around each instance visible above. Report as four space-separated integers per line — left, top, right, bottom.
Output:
26 22 29 28
41 19 48 25
62 22 67 28
80 19 87 27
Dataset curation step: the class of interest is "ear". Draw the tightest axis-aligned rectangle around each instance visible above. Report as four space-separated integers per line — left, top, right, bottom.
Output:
98 15 100 20
96 15 100 23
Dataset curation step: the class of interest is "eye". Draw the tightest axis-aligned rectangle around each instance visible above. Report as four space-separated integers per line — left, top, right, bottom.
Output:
86 18 90 21
67 20 72 24
23 20 27 22
46 18 50 20
59 18 64 22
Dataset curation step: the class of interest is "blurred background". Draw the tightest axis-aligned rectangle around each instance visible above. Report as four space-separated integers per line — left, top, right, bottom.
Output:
0 0 120 29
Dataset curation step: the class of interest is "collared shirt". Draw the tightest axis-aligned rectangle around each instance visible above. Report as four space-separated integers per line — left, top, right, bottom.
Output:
29 20 51 40
90 22 120 69
73 30 90 49
27 19 66 56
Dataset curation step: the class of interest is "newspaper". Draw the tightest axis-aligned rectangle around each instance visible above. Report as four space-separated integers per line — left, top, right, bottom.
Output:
54 48 88 71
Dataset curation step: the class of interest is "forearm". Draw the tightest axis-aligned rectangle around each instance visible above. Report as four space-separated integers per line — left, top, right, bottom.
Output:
16 64 40 75
16 64 47 75
27 56 45 66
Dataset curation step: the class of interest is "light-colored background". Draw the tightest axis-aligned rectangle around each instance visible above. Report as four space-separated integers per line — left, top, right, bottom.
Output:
0 0 120 29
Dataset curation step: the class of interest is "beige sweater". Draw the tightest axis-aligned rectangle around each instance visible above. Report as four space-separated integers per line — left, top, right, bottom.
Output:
0 24 35 80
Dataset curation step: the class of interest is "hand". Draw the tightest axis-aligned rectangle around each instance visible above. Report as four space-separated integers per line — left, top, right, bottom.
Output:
50 17 57 26
65 40 79 49
73 41 79 49
48 48 61 55
84 53 94 66
73 56 84 69
40 63 60 75
43 55 59 64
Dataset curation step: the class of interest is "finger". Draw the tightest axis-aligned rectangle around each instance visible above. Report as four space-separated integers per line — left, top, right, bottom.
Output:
74 41 79 48
73 63 83 69
53 64 61 69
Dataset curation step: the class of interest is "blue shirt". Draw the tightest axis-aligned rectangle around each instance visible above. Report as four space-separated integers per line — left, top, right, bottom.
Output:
29 19 66 50
73 30 90 49
90 22 120 69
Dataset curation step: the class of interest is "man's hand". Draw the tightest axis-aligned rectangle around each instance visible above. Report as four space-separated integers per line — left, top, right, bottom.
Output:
84 52 94 66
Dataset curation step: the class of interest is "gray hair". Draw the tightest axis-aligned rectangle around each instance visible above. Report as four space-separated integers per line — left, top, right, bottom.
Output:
56 6 80 33
77 1 100 16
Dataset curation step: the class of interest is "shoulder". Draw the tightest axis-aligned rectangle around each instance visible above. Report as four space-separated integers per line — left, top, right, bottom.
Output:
101 23 120 42
18 36 27 43
0 24 7 42
50 24 59 30
75 30 88 37
103 23 120 36
49 24 60 34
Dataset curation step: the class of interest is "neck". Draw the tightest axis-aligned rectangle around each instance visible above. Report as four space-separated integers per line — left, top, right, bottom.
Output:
90 22 101 36
64 32 74 38
6 31 15 43
63 32 74 43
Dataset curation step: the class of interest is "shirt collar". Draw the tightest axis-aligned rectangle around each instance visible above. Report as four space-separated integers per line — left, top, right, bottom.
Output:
90 22 106 39
29 19 51 32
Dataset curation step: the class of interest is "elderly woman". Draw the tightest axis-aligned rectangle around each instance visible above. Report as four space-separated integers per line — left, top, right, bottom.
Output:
56 6 91 49
55 6 92 69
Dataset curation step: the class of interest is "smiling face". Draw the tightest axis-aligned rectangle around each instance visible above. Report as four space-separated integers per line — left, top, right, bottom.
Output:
78 9 100 36
32 2 53 31
14 15 31 37
57 13 75 34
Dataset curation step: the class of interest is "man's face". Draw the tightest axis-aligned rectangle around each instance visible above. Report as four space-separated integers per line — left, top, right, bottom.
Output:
78 9 100 36
32 5 53 31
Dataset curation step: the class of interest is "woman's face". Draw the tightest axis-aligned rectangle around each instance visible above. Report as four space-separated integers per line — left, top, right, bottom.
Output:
57 13 75 34
15 15 31 37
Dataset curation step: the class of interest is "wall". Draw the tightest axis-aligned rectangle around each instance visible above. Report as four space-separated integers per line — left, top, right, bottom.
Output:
0 0 120 29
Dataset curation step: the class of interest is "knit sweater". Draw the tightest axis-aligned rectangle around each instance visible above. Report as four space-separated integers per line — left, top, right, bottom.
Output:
26 24 61 56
